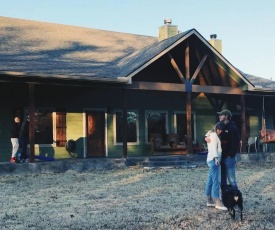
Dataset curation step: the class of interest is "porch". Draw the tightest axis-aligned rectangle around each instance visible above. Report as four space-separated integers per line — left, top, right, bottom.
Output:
0 152 274 177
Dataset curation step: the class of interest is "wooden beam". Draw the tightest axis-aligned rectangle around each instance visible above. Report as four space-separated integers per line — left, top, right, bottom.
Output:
191 55 208 83
29 83 35 162
126 82 244 95
185 41 193 154
167 52 186 84
241 95 246 153
122 89 128 158
185 42 190 80
211 57 243 85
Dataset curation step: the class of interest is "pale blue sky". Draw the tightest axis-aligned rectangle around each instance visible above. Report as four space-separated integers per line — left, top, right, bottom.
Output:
0 0 274 80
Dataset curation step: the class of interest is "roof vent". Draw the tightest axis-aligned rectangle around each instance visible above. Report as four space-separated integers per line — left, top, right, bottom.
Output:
164 19 172 25
158 19 178 41
210 34 217 39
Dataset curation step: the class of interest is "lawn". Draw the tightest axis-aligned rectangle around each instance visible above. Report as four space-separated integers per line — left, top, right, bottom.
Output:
0 162 274 229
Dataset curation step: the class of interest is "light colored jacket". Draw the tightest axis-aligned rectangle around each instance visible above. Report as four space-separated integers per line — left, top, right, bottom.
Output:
206 131 222 162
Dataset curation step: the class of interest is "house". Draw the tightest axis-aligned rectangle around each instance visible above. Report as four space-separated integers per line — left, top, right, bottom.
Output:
0 16 275 162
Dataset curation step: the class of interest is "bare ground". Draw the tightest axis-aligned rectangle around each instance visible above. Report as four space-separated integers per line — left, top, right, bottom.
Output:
0 162 274 230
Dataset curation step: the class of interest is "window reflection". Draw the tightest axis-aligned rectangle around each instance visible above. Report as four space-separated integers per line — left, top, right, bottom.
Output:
116 112 137 142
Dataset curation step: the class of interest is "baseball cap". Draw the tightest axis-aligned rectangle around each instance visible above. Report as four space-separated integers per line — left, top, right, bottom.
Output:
217 109 232 117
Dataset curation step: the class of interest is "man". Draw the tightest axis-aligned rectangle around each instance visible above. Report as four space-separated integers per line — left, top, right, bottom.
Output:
19 116 29 162
217 109 240 189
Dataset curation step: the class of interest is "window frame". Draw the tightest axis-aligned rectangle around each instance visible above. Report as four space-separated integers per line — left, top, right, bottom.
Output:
24 108 56 147
173 111 196 142
145 110 168 144
113 110 139 145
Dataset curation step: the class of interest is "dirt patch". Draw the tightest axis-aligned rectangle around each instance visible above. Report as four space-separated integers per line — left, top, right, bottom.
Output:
0 162 274 229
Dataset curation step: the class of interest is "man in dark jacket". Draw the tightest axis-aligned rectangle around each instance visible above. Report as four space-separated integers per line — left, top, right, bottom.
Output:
217 109 240 189
19 116 29 162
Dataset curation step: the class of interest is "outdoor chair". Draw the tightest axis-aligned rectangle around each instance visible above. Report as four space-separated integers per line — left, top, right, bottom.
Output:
247 136 257 153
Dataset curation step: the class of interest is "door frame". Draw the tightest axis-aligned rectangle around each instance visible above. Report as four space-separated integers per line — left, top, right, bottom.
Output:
83 108 108 158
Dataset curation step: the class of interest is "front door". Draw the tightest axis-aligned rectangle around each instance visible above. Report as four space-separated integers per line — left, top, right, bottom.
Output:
86 111 105 157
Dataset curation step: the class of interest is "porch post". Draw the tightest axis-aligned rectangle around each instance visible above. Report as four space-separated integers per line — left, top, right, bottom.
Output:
29 83 35 162
185 41 193 154
122 89 128 158
241 95 246 153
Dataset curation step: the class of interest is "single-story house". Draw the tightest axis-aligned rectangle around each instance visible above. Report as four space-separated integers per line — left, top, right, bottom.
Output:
1 16 275 162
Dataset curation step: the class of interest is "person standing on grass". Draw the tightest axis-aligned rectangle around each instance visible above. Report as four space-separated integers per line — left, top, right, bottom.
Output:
217 109 240 190
205 122 227 210
205 109 240 190
19 116 29 162
10 116 21 163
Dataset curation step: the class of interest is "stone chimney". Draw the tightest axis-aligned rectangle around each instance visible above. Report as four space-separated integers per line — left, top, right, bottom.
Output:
158 19 178 41
208 34 222 53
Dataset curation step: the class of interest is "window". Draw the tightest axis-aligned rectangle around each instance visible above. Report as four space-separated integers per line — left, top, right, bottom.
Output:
175 113 195 142
115 111 138 144
146 111 168 142
56 112 67 147
25 108 54 145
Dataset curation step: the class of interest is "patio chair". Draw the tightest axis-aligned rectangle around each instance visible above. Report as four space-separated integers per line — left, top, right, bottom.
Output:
247 136 257 153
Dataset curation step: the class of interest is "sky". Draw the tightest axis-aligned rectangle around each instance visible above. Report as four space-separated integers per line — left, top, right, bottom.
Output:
0 0 274 80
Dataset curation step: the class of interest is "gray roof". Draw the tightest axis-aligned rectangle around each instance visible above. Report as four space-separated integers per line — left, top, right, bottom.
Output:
0 16 274 90
0 16 157 82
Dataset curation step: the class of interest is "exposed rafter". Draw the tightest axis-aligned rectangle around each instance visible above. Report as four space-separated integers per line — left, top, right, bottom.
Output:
167 52 186 84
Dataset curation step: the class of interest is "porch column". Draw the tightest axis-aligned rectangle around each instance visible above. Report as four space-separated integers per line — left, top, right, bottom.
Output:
185 41 193 154
241 95 246 153
29 83 35 162
122 89 128 158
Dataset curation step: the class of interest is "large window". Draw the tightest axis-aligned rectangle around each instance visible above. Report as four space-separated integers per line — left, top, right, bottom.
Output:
25 109 54 145
146 111 167 142
115 111 138 144
175 113 195 142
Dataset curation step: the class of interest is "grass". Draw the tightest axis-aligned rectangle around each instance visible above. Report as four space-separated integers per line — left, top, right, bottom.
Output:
0 162 274 229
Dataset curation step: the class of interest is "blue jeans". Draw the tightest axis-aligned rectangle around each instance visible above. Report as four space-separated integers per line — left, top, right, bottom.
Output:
205 159 221 199
221 156 238 189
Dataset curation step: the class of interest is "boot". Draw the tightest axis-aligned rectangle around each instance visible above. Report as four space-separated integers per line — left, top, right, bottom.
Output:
215 198 227 210
207 196 215 207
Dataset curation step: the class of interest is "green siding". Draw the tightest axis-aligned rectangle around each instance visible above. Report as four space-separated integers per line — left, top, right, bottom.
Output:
66 113 84 158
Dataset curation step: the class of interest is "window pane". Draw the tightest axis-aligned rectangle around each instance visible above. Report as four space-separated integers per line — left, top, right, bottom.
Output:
35 111 53 144
116 112 137 143
147 112 166 142
26 109 53 144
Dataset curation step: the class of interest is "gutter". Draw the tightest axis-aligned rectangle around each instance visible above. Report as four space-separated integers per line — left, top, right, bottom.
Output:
0 71 130 84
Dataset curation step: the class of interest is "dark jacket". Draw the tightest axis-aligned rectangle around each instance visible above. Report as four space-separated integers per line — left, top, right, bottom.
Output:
220 121 240 158
11 122 21 138
19 120 29 140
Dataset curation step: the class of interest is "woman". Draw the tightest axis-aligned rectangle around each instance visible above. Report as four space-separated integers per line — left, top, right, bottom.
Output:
205 122 227 210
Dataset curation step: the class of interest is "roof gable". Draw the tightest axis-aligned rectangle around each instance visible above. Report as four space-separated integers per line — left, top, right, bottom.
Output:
0 16 274 92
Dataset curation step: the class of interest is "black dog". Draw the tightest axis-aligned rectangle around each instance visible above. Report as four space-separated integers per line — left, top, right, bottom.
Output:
221 185 243 221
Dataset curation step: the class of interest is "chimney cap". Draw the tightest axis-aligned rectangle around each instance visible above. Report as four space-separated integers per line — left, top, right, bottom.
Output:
164 19 172 25
210 34 217 39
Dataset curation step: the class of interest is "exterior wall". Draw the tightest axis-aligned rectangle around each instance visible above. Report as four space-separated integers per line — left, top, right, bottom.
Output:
249 115 260 136
66 113 85 158
0 82 271 162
